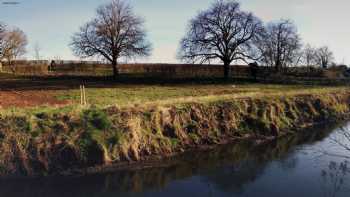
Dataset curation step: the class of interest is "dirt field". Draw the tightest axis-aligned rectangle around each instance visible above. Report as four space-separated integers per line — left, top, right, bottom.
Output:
0 90 69 108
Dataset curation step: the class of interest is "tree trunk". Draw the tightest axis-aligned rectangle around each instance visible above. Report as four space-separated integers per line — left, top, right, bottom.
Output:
224 61 230 80
8 58 15 74
112 59 119 79
275 58 281 72
275 64 279 72
322 60 327 69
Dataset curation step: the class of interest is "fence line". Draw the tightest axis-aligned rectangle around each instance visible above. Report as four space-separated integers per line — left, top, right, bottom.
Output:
0 61 343 79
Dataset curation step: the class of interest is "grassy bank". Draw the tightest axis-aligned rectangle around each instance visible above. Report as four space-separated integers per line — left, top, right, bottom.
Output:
0 87 349 176
55 84 348 107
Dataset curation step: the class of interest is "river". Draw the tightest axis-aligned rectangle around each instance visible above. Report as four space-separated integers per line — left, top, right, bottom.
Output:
1 122 350 197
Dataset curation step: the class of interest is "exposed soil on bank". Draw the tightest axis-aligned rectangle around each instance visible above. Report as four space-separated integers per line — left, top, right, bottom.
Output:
0 91 70 108
0 91 349 177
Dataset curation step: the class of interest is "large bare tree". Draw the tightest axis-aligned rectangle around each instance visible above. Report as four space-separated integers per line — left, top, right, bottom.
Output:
178 0 264 79
1 28 28 65
315 46 334 69
0 23 6 58
71 0 151 78
257 20 301 71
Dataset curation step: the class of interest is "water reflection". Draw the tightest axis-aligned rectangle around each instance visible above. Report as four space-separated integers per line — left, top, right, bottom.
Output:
323 127 350 160
316 125 350 197
0 123 348 197
321 161 349 197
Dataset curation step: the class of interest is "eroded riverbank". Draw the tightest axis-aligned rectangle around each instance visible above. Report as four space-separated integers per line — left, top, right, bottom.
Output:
0 90 349 176
0 121 349 197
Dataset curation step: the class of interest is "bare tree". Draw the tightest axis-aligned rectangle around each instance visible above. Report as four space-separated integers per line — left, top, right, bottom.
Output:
257 20 302 71
0 22 6 59
70 0 151 78
1 28 28 65
315 46 334 69
302 44 317 67
178 0 264 79
33 42 42 61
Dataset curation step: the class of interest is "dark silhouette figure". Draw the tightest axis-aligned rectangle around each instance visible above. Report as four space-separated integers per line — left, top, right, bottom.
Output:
49 60 56 72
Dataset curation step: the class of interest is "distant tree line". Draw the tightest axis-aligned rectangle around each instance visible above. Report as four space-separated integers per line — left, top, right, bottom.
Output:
178 0 337 79
0 0 342 79
70 0 339 79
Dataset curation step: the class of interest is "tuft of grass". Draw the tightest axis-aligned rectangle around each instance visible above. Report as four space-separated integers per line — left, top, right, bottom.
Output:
189 133 200 143
170 138 179 148
81 108 111 131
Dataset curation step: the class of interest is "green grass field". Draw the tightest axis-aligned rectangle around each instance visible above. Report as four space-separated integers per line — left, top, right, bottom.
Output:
0 73 348 113
54 84 349 107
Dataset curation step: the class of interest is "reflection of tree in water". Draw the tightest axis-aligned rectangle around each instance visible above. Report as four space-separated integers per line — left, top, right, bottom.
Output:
202 159 269 195
317 125 350 197
200 125 333 194
0 124 338 197
328 127 350 159
321 161 349 197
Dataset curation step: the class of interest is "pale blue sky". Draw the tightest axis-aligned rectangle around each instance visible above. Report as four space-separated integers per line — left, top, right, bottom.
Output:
1 0 350 64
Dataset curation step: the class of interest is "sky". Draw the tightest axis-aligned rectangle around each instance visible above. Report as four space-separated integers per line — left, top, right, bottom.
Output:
0 0 350 64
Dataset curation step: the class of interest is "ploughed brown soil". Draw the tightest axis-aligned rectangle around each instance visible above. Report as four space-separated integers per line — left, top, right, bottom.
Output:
0 90 69 108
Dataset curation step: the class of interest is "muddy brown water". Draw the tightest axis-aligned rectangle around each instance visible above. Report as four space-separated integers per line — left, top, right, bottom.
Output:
0 122 350 197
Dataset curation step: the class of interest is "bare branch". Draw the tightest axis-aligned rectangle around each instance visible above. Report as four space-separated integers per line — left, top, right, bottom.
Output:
0 22 6 58
256 20 302 71
33 42 42 61
0 27 28 65
315 46 334 69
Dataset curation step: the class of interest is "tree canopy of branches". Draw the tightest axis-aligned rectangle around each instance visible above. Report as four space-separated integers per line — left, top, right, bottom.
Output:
70 0 151 78
315 46 334 69
302 44 317 67
178 0 264 79
1 28 28 65
0 23 6 58
257 20 302 71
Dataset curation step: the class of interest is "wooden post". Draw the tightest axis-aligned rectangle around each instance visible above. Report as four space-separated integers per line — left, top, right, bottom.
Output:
80 84 88 106
80 85 83 105
83 85 87 105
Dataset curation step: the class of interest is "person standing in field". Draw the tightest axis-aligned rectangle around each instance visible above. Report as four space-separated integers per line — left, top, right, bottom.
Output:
49 60 56 72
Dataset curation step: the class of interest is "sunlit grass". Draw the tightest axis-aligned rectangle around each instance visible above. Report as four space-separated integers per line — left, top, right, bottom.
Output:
54 84 349 107
0 83 347 115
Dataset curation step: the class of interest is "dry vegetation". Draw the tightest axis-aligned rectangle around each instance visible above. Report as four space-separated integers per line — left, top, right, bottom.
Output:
0 88 348 176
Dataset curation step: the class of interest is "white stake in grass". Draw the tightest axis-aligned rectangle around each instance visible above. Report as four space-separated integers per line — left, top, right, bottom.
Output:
80 85 87 106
